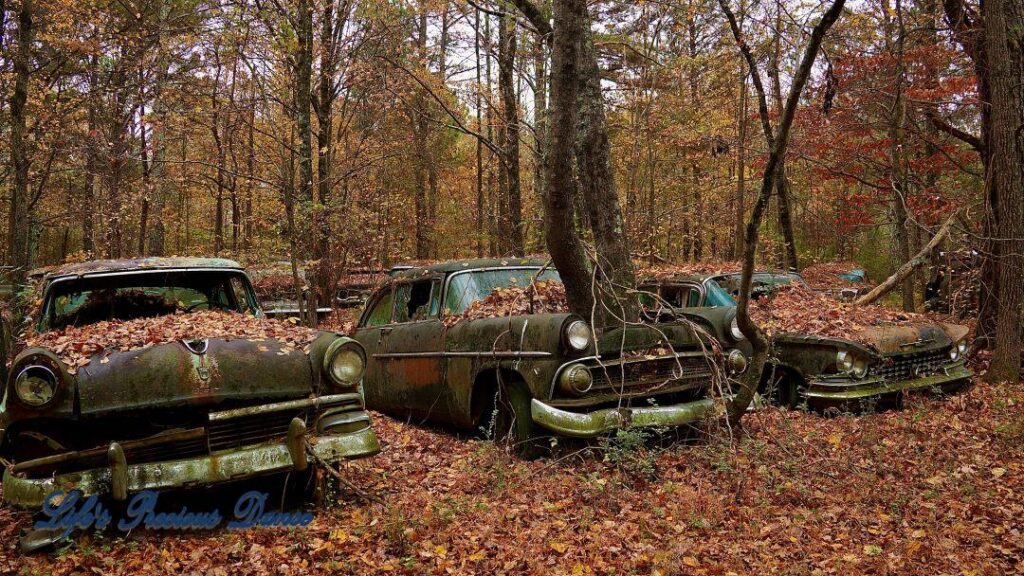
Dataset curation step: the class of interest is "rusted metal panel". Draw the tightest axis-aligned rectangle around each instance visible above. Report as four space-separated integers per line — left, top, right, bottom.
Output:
354 261 719 438
0 260 380 508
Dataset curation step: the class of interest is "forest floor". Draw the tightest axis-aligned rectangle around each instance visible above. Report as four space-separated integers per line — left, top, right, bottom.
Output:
1 379 1022 575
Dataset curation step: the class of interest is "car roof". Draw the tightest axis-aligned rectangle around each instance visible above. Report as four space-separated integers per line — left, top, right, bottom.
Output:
44 257 245 281
641 269 799 284
391 257 550 278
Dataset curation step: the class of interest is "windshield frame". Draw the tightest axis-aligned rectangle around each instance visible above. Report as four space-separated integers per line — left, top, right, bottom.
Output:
440 266 560 319
38 267 262 332
701 272 806 308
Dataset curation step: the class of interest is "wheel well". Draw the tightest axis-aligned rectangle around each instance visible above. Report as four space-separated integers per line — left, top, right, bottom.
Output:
470 368 526 428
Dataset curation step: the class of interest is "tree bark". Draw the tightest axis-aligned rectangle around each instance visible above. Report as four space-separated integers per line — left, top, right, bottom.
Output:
543 0 593 320
497 11 523 254
7 0 33 283
575 21 637 325
983 0 1024 382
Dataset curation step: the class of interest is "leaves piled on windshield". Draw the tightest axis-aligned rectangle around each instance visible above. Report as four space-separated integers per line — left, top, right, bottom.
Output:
252 273 300 302
25 310 319 373
444 280 568 326
801 261 869 291
751 284 929 342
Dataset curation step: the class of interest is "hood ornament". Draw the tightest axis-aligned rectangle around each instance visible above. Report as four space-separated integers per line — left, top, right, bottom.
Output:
182 339 210 355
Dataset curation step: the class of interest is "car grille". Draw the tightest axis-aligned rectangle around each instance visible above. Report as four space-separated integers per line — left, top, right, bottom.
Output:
207 409 306 452
875 349 951 382
586 354 713 395
14 395 362 478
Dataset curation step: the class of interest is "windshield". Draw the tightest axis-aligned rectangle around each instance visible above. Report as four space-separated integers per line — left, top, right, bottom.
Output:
41 270 259 331
704 273 804 307
443 268 561 315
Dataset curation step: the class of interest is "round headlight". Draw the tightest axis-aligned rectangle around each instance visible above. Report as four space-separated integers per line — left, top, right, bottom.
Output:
324 342 365 387
557 364 594 396
15 365 58 407
836 350 854 373
949 342 963 362
729 317 744 341
564 320 592 352
951 340 968 361
727 349 748 374
851 357 869 379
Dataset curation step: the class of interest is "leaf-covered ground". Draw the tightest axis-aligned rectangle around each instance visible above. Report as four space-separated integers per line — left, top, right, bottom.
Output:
2 380 1022 575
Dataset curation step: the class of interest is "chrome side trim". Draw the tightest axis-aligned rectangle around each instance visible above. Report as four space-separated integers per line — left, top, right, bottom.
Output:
207 393 362 422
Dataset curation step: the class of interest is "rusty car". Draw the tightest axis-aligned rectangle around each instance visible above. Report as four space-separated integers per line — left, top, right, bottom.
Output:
352 258 744 457
640 270 972 410
0 257 379 511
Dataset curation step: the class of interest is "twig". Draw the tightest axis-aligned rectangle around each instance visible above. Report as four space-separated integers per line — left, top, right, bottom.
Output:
303 439 386 506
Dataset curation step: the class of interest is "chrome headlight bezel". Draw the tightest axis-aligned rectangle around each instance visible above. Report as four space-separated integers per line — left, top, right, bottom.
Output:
14 364 59 407
727 349 749 374
557 364 594 396
836 349 869 378
729 316 744 341
323 340 366 388
564 320 593 352
836 350 854 373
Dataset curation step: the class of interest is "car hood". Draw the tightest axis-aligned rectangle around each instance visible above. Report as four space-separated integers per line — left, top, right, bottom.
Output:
778 322 967 356
74 337 316 417
597 321 703 355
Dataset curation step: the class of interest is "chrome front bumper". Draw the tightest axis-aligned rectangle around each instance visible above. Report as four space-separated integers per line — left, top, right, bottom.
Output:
804 362 972 403
2 395 380 509
530 397 716 438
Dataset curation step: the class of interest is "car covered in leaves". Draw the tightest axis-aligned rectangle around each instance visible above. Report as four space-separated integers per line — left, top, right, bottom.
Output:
352 258 739 456
640 269 973 410
0 257 379 510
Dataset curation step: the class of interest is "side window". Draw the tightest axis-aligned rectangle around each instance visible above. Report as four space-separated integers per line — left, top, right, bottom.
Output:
662 286 688 308
362 288 395 327
229 276 254 314
686 286 702 307
394 280 438 323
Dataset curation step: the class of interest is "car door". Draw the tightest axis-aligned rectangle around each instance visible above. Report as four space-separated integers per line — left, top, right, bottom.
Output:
381 277 453 422
353 285 395 411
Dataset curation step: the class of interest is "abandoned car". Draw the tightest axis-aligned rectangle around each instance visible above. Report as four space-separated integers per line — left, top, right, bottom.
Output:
352 258 740 456
640 270 973 410
0 257 379 509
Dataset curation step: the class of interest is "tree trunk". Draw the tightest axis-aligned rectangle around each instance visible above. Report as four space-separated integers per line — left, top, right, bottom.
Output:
734 67 748 259
575 22 637 325
7 0 33 283
532 37 547 247
475 9 485 257
412 7 431 260
983 0 1024 382
498 11 524 254
296 0 316 326
719 0 846 424
854 216 954 305
544 0 594 320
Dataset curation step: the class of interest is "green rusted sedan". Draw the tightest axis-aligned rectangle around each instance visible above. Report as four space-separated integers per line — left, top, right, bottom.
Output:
353 258 739 456
0 257 379 509
640 270 972 410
